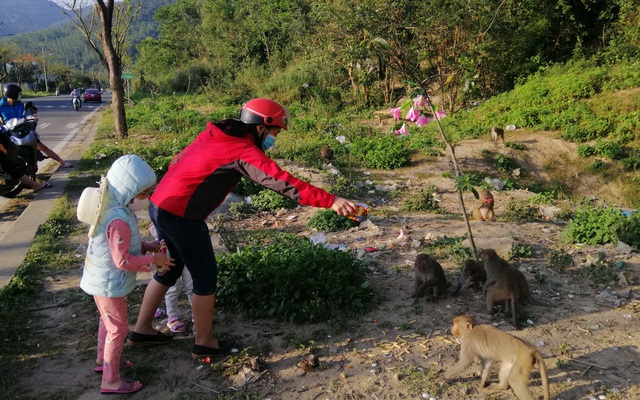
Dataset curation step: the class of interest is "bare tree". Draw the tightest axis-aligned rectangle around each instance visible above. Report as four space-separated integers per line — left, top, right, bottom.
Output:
63 0 141 139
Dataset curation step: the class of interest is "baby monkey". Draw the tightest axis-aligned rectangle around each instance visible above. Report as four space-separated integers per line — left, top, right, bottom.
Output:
445 315 550 400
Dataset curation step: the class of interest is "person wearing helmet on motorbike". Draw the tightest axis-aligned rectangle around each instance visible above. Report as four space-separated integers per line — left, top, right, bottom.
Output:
127 98 357 358
0 84 73 168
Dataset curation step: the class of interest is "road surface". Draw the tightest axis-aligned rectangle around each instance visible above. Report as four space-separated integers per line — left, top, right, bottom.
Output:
0 92 108 288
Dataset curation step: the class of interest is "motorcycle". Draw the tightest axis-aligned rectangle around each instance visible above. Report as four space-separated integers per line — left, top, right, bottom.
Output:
0 117 40 198
72 94 81 111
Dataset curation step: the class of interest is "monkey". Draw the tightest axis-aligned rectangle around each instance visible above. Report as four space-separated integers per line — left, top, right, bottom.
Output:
444 315 550 400
481 249 521 328
491 126 505 143
472 190 495 221
463 258 487 291
513 264 550 307
411 254 448 303
320 144 333 160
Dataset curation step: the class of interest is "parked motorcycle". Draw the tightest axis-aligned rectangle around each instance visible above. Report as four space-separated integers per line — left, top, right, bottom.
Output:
0 117 40 198
72 95 81 111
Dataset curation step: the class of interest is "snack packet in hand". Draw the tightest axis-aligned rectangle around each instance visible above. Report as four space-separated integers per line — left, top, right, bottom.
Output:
347 203 369 223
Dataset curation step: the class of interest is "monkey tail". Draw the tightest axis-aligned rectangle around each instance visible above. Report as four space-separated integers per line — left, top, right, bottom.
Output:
534 351 550 400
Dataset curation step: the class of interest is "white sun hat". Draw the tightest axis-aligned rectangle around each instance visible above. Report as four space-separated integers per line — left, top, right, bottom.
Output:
77 176 109 237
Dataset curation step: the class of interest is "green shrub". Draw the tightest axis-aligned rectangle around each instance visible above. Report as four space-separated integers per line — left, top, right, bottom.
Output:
501 200 539 222
547 249 574 273
233 177 263 196
509 244 532 260
401 185 439 212
562 207 625 245
251 189 297 211
577 144 596 157
590 159 606 171
621 157 640 171
350 136 411 170
495 154 516 174
228 202 254 218
328 175 362 198
617 212 640 250
505 142 526 150
594 140 624 160
307 209 359 232
216 234 374 323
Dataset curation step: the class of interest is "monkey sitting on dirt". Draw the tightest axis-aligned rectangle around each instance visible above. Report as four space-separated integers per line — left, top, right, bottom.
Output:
463 258 487 291
444 315 550 400
472 190 495 221
411 254 448 303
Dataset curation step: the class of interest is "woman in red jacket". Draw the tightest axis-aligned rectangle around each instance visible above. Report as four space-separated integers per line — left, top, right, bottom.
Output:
127 98 356 358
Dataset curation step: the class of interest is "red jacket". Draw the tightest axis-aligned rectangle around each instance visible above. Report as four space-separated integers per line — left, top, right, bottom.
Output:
151 122 335 220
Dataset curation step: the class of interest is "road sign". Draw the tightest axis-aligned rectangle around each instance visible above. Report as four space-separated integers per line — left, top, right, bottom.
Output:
121 72 134 79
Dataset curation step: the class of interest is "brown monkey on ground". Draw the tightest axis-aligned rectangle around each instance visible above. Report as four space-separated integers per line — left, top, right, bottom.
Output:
411 254 448 303
481 249 521 328
513 265 550 307
463 259 487 291
320 144 333 160
444 315 550 400
472 190 495 221
491 126 505 143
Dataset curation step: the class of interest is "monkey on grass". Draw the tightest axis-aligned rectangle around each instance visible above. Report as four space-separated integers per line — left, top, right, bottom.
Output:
444 315 550 400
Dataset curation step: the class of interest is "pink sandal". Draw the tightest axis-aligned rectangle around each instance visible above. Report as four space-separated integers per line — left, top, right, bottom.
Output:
167 317 186 333
101 378 143 395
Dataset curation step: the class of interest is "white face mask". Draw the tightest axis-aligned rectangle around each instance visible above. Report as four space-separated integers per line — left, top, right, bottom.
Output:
128 197 149 212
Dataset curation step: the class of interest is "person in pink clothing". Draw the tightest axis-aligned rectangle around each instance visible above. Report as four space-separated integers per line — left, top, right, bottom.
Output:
79 155 174 395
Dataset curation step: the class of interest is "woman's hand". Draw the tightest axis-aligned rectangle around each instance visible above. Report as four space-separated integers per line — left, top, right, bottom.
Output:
330 196 357 217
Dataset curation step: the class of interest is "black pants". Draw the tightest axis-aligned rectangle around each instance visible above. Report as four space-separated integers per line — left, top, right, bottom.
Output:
0 134 24 179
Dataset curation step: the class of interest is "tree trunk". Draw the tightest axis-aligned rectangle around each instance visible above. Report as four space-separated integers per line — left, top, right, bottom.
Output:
96 0 128 139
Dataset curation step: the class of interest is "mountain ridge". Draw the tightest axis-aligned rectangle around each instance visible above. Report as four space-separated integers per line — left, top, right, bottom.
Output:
0 0 69 36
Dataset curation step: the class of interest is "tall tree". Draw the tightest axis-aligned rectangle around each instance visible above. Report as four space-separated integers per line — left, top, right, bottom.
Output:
64 0 141 139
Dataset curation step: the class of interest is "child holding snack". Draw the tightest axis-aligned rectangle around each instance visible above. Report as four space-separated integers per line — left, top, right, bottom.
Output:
79 155 174 395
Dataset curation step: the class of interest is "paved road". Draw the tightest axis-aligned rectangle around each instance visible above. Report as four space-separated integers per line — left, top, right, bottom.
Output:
0 92 108 288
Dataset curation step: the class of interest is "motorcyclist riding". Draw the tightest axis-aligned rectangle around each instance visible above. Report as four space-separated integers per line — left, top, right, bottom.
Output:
71 87 82 107
0 84 73 168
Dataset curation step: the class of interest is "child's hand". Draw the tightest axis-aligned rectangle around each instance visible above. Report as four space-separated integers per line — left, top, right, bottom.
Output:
153 252 175 270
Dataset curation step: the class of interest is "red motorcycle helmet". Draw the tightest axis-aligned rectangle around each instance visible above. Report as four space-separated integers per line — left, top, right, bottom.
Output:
240 98 290 130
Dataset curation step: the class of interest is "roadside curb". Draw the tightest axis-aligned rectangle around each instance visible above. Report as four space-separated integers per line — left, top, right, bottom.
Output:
0 112 100 289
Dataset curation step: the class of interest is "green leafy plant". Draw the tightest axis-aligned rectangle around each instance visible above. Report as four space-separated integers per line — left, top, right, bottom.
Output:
500 199 539 222
495 154 516 173
505 142 526 150
509 244 532 260
590 159 606 171
617 212 640 250
250 189 297 211
350 135 411 170
579 255 623 287
228 202 254 218
216 234 375 323
547 249 574 273
397 365 444 396
307 209 359 232
401 185 440 211
562 207 625 245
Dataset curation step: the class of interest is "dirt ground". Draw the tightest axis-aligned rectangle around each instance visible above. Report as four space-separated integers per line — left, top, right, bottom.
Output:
13 129 640 400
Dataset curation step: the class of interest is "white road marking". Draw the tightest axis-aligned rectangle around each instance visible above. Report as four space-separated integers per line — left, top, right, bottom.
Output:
38 122 51 129
65 123 79 130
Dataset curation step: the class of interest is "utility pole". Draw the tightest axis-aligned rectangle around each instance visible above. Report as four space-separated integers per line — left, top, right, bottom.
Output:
41 46 48 92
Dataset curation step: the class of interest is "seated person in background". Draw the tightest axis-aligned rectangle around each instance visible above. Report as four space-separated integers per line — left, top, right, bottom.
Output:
0 84 73 168
0 133 50 192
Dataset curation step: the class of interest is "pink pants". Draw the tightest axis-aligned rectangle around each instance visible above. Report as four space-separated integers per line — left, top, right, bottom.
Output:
94 295 128 386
